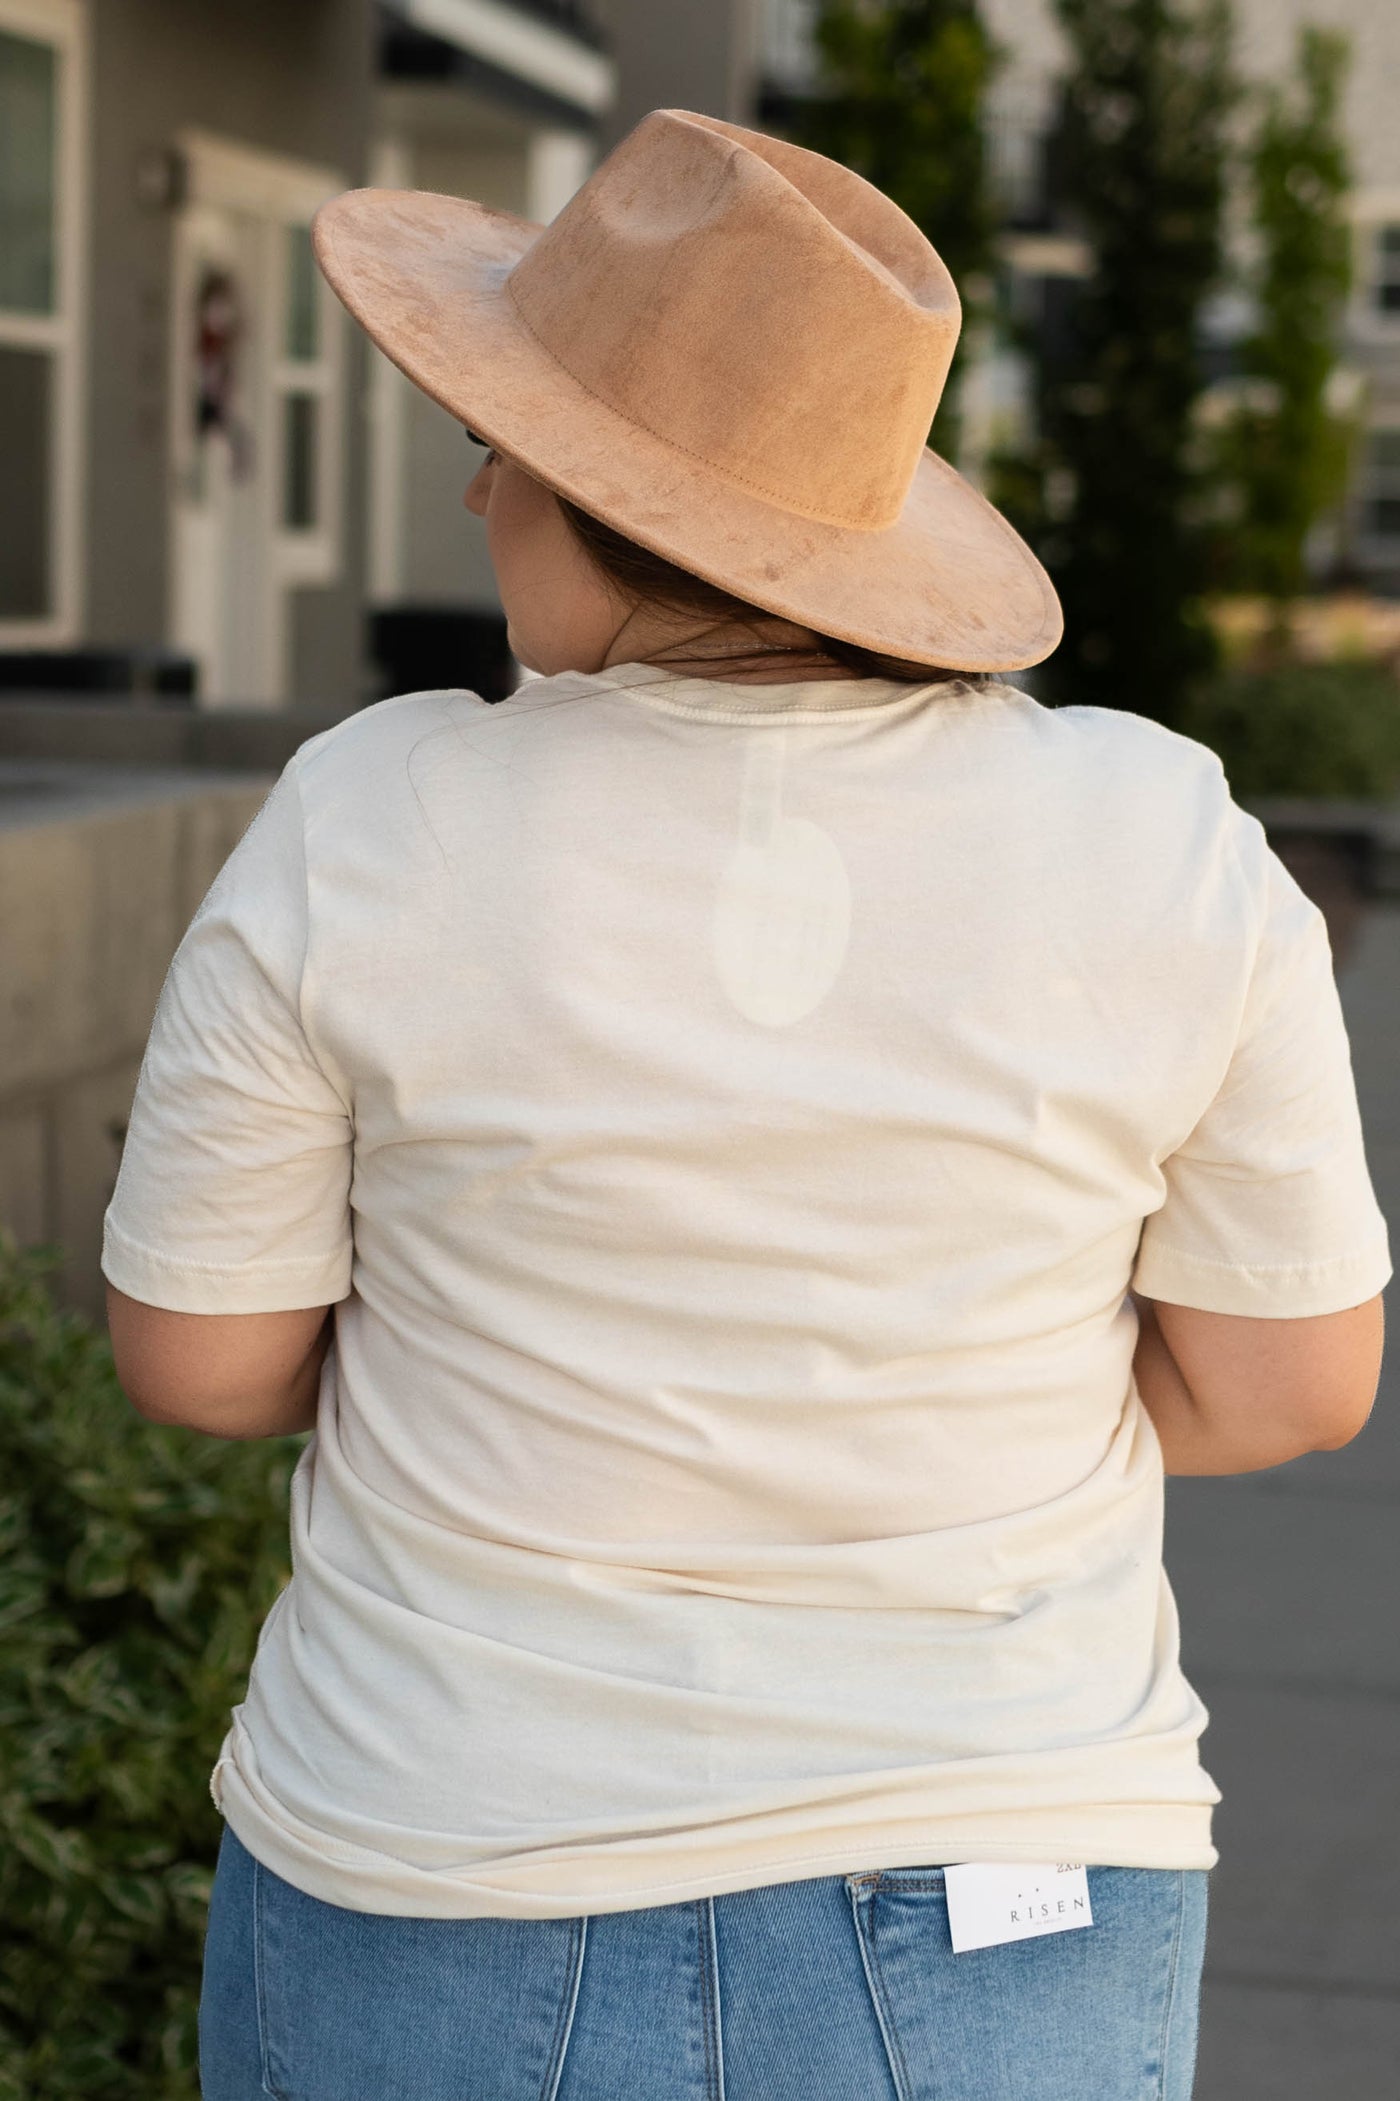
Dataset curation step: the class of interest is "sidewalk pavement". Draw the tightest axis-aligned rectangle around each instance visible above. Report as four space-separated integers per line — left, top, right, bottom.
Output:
1163 901 1400 2099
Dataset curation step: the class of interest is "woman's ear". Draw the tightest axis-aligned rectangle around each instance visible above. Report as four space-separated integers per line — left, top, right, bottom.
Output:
463 458 495 516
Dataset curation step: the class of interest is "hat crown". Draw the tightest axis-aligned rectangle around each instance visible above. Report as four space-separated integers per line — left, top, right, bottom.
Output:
503 110 961 532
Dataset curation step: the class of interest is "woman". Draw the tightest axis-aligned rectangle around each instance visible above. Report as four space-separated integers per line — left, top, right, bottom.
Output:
104 111 1389 2100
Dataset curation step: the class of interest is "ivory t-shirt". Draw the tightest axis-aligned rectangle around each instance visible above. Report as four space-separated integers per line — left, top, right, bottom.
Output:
101 663 1392 1918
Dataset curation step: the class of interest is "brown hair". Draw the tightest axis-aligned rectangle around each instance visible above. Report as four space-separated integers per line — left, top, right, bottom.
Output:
555 495 991 688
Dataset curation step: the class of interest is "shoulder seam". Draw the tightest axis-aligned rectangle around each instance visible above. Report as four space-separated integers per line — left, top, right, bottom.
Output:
291 690 489 773
1054 703 1227 763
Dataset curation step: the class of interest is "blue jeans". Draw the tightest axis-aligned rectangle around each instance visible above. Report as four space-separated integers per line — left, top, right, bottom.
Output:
200 1824 1208 2100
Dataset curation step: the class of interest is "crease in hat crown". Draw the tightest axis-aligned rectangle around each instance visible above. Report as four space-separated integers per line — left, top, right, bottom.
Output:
499 110 963 532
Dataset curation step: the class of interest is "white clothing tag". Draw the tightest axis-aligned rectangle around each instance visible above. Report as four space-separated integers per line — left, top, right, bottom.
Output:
943 1863 1094 1954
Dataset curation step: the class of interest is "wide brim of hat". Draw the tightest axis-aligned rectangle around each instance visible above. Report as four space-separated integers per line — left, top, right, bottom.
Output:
313 188 1063 674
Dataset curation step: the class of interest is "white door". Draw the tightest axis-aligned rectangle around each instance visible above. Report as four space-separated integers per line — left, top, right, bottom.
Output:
167 134 346 708
169 200 280 704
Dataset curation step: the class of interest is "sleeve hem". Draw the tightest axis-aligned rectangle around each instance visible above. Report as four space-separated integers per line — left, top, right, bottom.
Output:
1131 1236 1392 1317
101 1217 352 1314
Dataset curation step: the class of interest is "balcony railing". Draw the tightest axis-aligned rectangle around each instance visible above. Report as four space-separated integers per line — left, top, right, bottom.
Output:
380 0 609 57
507 0 606 45
378 0 615 112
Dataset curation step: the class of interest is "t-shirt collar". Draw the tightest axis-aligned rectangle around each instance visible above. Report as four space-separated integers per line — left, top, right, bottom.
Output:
571 658 977 719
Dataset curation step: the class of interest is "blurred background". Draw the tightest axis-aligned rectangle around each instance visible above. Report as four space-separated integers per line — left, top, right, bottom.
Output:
1 4 1397 2097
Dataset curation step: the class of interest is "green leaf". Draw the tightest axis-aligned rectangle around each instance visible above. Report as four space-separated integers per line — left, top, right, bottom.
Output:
0 1227 296 2093
65 1523 144 1600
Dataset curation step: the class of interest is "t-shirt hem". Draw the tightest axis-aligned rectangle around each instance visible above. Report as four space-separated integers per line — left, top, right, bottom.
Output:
1130 1234 1392 1318
210 1752 1219 1921
101 1214 352 1314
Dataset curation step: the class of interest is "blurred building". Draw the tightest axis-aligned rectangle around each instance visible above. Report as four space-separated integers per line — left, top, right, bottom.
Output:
7 0 1397 727
4 0 363 707
594 0 760 150
0 1 783 714
758 0 1400 591
0 0 617 713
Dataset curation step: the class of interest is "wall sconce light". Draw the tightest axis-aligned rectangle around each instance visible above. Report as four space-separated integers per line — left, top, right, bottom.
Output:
134 144 188 212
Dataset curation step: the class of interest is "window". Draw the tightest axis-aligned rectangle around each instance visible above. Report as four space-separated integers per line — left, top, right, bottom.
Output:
762 0 817 88
0 1 85 637
987 80 1053 231
0 342 50 612
1375 227 1400 316
284 220 319 361
274 220 338 555
1360 428 1400 545
282 390 318 531
0 25 54 312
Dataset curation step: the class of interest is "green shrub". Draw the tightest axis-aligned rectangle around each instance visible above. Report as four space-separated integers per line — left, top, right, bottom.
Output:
0 1231 305 2100
1176 658 1400 800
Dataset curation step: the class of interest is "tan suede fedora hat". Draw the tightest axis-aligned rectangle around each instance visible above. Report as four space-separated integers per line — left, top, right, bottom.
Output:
312 108 1062 672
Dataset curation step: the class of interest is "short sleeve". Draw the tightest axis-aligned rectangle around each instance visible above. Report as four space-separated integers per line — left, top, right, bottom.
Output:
101 759 354 1313
1131 799 1392 1318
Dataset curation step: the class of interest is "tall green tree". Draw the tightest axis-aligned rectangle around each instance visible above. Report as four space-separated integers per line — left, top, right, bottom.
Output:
1214 26 1355 608
786 0 1001 457
1026 0 1237 724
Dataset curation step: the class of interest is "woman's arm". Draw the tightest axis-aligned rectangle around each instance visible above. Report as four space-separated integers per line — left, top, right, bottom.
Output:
106 1287 334 1441
1130 1288 1385 1475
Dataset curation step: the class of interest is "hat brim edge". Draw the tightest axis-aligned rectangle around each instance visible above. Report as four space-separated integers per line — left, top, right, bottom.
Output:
313 188 1063 675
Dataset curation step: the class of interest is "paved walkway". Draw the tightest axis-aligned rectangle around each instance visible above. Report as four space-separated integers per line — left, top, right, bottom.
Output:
1164 901 1400 2098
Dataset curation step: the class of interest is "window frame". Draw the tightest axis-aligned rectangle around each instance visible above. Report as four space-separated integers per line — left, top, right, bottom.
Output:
0 0 88 645
1374 226 1400 320
269 215 343 583
1356 419 1400 560
1350 195 1400 341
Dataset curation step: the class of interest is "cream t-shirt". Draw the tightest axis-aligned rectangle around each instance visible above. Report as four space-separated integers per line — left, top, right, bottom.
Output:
101 663 1392 1918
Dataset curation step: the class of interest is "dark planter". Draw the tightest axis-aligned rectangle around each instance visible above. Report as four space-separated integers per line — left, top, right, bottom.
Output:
368 608 518 706
1267 832 1370 974
0 648 197 699
1245 801 1400 977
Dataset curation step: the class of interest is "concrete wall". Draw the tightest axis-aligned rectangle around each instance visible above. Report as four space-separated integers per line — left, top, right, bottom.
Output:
400 136 534 610
0 764 274 1321
0 699 351 769
84 0 374 699
594 0 762 144
366 98 597 621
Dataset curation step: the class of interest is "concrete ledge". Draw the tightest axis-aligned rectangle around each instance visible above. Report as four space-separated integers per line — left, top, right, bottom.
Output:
1241 796 1400 899
0 762 274 1318
0 698 355 773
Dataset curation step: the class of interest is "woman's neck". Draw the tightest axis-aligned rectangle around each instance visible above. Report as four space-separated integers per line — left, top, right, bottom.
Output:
600 608 858 684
